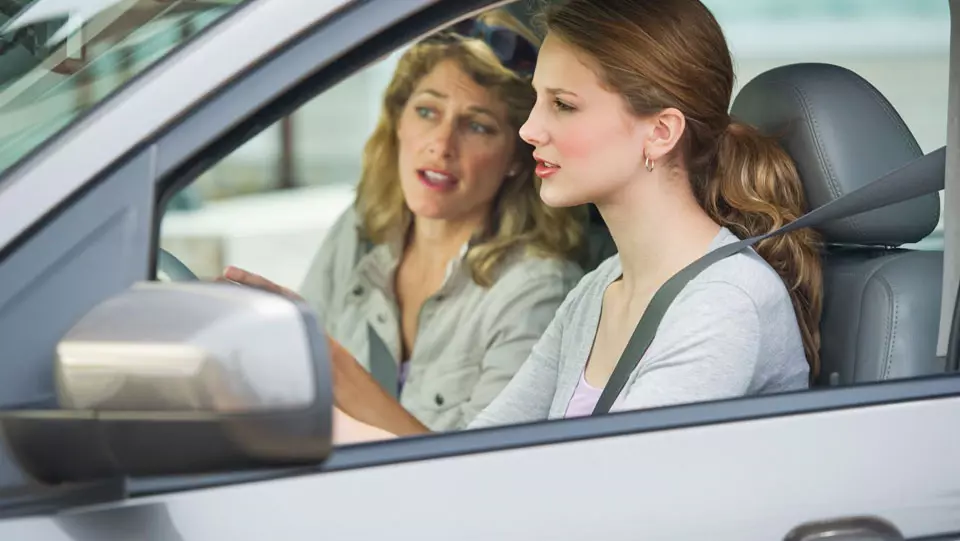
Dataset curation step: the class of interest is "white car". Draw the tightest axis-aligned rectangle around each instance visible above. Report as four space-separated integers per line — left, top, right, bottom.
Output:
0 1 957 540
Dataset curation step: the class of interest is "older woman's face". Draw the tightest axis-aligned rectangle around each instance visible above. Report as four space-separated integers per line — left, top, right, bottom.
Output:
396 59 518 224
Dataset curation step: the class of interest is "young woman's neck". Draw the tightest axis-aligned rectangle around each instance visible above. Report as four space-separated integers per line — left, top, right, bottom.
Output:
597 171 721 297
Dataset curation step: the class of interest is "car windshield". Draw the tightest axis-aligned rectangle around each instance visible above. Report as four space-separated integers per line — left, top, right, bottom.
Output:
0 0 245 177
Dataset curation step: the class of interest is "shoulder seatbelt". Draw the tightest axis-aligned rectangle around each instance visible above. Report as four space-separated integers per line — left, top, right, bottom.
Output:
592 147 947 415
367 323 400 398
354 232 398 397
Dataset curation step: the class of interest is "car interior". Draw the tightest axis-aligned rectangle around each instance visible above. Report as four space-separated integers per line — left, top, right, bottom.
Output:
154 1 951 397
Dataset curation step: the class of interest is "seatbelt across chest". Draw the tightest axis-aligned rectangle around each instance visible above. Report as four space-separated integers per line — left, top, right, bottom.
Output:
592 147 947 415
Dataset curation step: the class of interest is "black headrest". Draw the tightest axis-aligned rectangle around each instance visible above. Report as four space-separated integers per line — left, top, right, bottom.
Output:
731 63 940 246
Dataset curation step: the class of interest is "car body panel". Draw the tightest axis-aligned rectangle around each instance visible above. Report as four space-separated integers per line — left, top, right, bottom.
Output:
2 395 960 539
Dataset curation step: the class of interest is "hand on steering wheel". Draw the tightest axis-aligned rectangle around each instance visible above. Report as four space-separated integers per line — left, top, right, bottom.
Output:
217 266 304 302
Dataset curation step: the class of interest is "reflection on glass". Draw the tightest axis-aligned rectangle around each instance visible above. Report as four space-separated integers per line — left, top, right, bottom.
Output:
0 0 245 177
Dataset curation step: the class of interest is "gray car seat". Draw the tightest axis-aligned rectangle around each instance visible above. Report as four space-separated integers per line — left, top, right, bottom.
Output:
731 63 944 385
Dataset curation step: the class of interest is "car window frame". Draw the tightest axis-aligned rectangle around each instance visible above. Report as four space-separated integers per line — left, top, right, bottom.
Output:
122 0 960 494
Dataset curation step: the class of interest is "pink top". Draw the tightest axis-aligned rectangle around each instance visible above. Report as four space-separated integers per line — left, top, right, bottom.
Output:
563 370 603 418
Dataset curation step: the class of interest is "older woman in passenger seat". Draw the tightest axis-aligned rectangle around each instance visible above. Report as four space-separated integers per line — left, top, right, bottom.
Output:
222 10 586 432
331 0 823 444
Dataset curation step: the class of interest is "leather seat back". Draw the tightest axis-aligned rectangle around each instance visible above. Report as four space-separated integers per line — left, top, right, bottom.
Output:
731 63 943 385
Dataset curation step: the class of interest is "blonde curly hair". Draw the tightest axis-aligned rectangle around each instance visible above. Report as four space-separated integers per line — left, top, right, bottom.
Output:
355 10 586 287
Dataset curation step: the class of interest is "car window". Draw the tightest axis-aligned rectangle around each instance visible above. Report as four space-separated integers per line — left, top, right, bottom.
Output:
0 0 245 178
156 0 950 438
160 48 401 284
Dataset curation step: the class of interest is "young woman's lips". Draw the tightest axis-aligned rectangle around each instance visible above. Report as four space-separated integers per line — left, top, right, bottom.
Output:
535 159 560 179
417 169 459 191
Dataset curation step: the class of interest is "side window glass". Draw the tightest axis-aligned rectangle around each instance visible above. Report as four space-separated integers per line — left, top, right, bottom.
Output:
160 49 405 285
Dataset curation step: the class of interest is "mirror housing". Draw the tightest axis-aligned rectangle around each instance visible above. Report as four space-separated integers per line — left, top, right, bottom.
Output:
2 282 333 483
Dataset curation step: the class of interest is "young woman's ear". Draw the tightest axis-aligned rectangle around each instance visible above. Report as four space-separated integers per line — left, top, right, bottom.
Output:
644 107 686 164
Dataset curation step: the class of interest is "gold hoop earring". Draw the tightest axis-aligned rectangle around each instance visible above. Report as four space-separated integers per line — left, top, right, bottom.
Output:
644 155 655 172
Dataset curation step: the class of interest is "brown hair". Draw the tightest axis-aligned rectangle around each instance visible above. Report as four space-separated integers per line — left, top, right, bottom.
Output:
542 0 823 376
356 10 586 287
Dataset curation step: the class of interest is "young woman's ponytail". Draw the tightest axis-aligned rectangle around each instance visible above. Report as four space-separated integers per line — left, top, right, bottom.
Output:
704 121 823 377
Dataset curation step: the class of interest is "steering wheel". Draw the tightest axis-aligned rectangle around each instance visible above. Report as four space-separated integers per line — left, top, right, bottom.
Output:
156 248 199 282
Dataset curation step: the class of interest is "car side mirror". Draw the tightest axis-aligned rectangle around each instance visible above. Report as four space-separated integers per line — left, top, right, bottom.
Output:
1 282 332 484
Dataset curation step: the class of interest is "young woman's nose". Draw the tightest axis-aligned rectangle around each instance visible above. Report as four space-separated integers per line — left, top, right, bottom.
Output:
519 108 546 147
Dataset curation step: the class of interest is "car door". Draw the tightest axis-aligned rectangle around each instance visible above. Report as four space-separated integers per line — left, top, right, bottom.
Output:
0 0 959 540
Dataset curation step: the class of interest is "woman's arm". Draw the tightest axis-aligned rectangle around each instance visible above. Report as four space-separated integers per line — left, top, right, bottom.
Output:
326 334 431 436
333 407 402 445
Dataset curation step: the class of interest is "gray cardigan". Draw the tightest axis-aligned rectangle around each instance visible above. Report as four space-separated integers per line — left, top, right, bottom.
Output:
468 227 810 428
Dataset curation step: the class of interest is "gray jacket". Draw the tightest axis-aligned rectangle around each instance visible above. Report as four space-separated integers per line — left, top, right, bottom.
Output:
299 208 584 431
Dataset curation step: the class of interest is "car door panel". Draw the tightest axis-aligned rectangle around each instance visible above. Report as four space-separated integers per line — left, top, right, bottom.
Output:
1 393 959 540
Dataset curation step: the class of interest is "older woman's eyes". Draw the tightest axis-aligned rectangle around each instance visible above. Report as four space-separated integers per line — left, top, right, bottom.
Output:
468 121 495 135
415 106 437 119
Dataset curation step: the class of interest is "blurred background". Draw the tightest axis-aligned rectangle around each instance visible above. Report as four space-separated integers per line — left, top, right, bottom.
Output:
0 0 949 288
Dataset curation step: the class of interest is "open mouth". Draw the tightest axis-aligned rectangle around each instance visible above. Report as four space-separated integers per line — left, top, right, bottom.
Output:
417 169 459 190
534 158 561 178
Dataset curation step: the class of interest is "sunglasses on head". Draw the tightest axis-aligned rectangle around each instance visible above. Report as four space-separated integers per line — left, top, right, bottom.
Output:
426 18 538 77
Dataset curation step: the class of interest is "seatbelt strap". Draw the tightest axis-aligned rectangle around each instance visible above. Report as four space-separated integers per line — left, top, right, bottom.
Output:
356 232 397 396
367 323 400 399
592 147 947 415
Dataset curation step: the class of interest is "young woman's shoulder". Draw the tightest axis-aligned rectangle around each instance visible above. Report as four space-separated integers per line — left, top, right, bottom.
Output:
668 227 808 391
613 228 808 413
694 228 795 314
